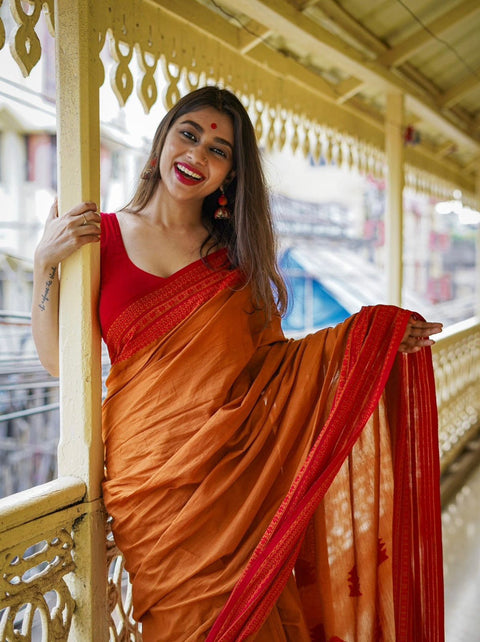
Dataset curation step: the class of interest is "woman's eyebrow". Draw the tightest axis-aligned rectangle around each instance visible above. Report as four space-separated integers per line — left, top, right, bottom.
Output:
179 119 233 151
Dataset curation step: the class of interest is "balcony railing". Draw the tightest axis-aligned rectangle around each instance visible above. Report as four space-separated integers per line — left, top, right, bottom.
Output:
0 319 479 641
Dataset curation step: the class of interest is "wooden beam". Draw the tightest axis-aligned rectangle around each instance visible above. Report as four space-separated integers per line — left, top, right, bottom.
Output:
378 0 480 68
291 0 320 10
214 0 480 152
154 0 337 99
463 156 480 174
245 42 338 101
306 0 475 142
238 24 273 54
314 0 387 56
464 156 480 172
436 141 457 158
223 0 387 82
335 77 365 103
439 71 480 109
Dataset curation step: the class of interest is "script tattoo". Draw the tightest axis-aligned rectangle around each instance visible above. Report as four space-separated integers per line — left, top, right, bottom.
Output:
38 266 57 311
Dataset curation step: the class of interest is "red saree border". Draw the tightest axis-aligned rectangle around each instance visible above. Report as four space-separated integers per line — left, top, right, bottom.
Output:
106 253 243 364
207 305 444 641
392 342 444 640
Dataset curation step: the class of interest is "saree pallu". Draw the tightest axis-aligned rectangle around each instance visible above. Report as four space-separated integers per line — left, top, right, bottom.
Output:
102 275 443 641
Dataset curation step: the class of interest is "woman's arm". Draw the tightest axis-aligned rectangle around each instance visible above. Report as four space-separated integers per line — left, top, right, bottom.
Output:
31 199 101 376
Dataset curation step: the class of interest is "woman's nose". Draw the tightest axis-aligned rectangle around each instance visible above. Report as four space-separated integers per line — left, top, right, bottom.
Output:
188 145 207 165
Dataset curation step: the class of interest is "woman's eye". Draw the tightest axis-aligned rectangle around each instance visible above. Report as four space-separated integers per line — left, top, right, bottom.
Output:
211 147 227 158
181 130 196 141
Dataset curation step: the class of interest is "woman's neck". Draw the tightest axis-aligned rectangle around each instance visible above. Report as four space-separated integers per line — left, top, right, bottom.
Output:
142 184 204 230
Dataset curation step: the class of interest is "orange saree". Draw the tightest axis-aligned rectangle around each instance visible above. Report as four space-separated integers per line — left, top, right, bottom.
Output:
101 258 443 641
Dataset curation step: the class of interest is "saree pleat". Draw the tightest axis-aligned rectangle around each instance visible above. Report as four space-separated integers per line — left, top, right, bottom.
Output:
102 279 443 642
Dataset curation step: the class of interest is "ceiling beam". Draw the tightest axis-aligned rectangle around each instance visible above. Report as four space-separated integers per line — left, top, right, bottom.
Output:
238 24 273 54
219 0 385 82
152 0 479 157
312 0 386 57
377 0 480 68
335 77 365 104
152 0 336 99
438 69 480 109
463 156 480 173
290 0 320 10
305 1 476 128
436 141 457 158
215 0 479 151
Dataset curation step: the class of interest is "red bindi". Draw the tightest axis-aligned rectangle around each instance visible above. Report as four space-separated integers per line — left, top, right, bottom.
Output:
210 122 217 129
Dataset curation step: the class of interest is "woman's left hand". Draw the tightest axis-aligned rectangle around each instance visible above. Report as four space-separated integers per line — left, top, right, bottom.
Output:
398 316 443 353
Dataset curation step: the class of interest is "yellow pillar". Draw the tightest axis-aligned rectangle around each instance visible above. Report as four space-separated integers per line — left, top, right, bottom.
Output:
54 0 107 639
385 93 405 306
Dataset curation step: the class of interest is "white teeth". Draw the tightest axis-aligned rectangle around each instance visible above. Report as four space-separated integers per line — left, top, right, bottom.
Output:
176 163 202 180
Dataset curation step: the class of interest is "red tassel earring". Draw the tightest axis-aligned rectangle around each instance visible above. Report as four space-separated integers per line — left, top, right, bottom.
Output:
142 156 157 180
214 186 231 219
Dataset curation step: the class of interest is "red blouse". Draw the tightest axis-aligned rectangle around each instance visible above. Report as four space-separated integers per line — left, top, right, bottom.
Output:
99 212 235 362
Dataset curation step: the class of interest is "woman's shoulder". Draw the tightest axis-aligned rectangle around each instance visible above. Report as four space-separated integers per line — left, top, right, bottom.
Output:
100 211 119 227
100 212 123 253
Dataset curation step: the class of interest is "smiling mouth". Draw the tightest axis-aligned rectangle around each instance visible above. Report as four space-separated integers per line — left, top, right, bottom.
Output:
175 163 205 181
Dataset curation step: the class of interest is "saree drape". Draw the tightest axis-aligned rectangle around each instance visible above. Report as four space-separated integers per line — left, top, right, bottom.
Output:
102 271 443 641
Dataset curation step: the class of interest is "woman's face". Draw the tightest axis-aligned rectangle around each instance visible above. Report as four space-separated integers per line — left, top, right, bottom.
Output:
158 106 234 205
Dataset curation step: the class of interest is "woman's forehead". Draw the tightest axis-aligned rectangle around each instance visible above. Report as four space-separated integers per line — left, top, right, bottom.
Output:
174 106 234 144
179 106 232 127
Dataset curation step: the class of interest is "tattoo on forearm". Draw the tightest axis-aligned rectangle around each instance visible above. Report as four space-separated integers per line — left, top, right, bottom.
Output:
38 266 57 311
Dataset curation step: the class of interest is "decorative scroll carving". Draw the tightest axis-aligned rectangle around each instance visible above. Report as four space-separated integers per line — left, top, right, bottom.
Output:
136 45 158 114
433 322 480 471
106 519 142 641
160 56 182 111
87 1 388 178
9 0 54 77
0 528 75 640
265 106 277 153
0 0 477 204
405 165 478 210
109 35 134 107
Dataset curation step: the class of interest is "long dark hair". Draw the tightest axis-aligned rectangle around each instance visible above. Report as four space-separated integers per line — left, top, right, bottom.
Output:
123 86 287 317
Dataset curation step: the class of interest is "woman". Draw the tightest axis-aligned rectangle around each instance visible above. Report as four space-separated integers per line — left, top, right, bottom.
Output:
32 86 444 641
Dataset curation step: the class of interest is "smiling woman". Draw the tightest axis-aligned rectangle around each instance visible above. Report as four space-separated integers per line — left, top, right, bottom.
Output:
160 111 234 192
119 88 286 315
31 86 444 641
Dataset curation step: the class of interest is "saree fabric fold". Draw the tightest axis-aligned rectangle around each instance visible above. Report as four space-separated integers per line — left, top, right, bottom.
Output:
101 252 443 641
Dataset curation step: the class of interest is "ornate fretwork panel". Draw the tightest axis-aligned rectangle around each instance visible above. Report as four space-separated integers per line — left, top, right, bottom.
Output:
3 0 478 202
0 505 82 641
405 165 477 210
42 0 382 181
106 519 142 641
433 321 480 471
4 0 54 77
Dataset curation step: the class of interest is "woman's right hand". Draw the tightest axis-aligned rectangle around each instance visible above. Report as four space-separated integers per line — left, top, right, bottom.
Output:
32 200 101 376
35 199 101 267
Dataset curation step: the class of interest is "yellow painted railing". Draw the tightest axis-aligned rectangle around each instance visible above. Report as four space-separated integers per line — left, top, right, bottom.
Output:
433 317 480 473
0 320 479 640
